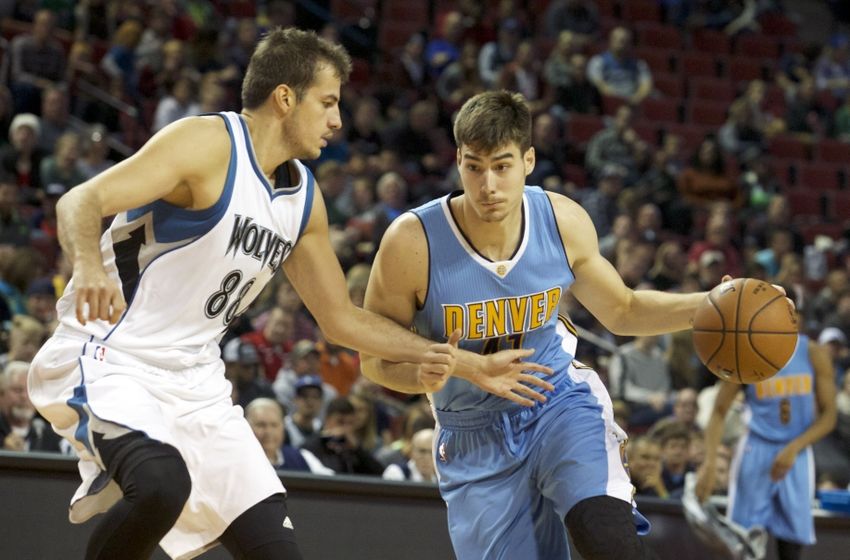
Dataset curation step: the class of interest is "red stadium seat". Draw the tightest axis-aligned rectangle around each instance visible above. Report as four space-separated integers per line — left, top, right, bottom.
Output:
691 29 732 55
815 139 850 164
640 97 680 123
663 123 712 154
566 114 605 144
633 120 661 145
653 72 685 98
768 135 809 161
796 162 844 191
763 84 788 115
686 100 729 126
634 46 674 73
728 58 765 83
690 77 738 103
563 163 590 187
636 23 683 50
680 52 720 78
759 13 797 37
786 189 823 219
829 191 850 222
622 1 662 23
602 95 628 116
734 34 781 59
799 222 845 243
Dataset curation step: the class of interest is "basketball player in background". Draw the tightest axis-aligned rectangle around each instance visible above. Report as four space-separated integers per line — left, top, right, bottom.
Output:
360 90 740 560
696 290 836 560
27 30 549 560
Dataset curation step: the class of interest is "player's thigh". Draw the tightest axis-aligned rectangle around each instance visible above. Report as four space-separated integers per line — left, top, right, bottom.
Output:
533 399 632 518
772 447 815 545
728 437 774 526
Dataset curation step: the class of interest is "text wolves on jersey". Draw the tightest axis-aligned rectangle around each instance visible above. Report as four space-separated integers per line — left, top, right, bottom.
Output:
226 214 292 272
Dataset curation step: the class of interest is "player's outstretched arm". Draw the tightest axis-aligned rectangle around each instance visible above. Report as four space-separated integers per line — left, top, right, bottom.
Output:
770 341 837 481
57 116 231 325
358 213 554 405
695 381 740 502
547 192 706 335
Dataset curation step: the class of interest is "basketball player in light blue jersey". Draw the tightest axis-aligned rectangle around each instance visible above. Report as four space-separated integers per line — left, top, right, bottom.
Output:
360 91 741 559
697 291 836 560
28 31 549 560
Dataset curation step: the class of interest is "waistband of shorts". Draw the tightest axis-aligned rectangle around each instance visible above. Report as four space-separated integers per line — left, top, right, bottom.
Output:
434 374 573 430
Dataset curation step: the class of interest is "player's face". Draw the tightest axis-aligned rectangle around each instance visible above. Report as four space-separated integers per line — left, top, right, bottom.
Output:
457 143 535 223
286 64 342 160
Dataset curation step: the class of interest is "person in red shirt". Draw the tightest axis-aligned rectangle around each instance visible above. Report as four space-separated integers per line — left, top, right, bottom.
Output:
242 306 294 382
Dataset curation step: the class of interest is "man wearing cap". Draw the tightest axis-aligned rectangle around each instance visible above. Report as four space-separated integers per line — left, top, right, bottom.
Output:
223 338 276 409
25 277 57 327
0 113 46 189
273 339 338 415
283 374 325 448
301 396 384 476
817 327 850 386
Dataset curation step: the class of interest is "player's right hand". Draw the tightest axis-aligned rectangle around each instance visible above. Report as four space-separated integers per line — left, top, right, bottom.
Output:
694 462 716 503
73 263 126 325
418 330 462 393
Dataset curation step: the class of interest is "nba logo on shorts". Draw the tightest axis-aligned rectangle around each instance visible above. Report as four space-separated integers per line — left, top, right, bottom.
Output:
439 442 448 463
94 346 106 361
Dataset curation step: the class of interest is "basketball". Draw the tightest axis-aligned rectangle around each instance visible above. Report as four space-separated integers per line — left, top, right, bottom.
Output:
692 278 798 384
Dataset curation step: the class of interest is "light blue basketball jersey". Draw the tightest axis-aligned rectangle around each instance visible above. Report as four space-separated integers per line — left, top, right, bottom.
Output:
411 187 575 412
744 335 815 443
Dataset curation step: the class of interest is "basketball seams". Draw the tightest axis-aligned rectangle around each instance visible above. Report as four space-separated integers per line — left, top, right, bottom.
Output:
703 291 726 366
747 291 791 376
734 280 745 384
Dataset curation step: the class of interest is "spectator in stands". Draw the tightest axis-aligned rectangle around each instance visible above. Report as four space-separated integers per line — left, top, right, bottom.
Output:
587 27 653 105
599 213 634 263
678 136 741 208
284 375 325 449
0 360 61 452
274 340 338 414
551 54 600 116
243 306 295 382
382 428 436 482
37 86 73 153
654 420 695 497
78 124 115 180
666 329 705 390
425 11 465 80
544 0 599 42
627 437 669 498
30 181 62 241
694 250 728 291
609 335 672 428
0 248 44 320
223 17 259 77
302 396 385 476
437 41 486 111
347 97 384 157
382 100 448 175
9 9 67 114
785 78 829 138
526 113 567 188
39 132 85 190
817 327 850 386
23 277 56 327
0 176 29 246
371 171 409 248
648 240 686 291
349 391 382 455
577 163 626 238
497 40 548 112
100 19 145 99
585 104 643 180
810 270 850 327
153 74 201 132
223 338 275 409
814 33 850 99
245 398 334 475
136 10 173 75
0 113 46 190
478 17 522 88
746 194 805 255
753 227 795 278
824 290 850 344
654 388 701 436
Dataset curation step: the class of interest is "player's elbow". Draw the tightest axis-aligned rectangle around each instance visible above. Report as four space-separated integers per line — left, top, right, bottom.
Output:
359 354 382 383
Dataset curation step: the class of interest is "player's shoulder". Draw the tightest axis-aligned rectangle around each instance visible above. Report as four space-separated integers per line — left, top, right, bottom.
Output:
383 211 426 245
148 115 231 158
543 190 591 222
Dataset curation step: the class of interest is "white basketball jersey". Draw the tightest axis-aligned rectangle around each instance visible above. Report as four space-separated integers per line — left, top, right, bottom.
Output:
55 112 314 368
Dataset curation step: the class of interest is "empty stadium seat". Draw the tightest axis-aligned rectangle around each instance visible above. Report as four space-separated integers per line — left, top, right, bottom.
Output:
768 135 809 160
786 189 823 219
686 100 729 126
691 29 732 55
690 77 738 102
679 52 721 78
636 23 683 50
815 139 850 164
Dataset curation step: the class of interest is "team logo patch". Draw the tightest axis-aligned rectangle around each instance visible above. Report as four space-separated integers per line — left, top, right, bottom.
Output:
438 442 448 463
282 516 294 530
94 346 106 361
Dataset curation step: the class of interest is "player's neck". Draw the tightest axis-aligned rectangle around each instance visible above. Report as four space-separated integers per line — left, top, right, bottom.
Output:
454 196 523 262
240 110 292 177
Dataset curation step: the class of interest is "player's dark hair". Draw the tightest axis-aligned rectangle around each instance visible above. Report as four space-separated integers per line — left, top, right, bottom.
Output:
241 27 352 110
453 90 532 154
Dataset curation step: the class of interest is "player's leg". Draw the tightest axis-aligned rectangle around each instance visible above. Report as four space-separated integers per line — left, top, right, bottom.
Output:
218 493 303 560
534 364 655 559
434 418 539 559
771 445 815 560
85 431 192 560
776 539 803 560
727 436 777 534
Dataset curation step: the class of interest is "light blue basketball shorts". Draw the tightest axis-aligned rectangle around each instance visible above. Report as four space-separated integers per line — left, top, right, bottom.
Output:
433 362 648 560
728 431 815 545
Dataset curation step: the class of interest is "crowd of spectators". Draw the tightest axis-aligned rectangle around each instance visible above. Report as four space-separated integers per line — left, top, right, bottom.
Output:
0 0 848 500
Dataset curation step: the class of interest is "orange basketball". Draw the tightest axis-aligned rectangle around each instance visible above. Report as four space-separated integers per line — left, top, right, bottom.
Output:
692 278 798 384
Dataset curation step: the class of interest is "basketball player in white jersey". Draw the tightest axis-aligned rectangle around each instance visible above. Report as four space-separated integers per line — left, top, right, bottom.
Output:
359 91 792 560
27 30 551 560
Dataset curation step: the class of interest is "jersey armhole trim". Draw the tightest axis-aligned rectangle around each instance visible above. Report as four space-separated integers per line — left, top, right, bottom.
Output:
543 191 576 281
411 211 430 311
297 166 315 239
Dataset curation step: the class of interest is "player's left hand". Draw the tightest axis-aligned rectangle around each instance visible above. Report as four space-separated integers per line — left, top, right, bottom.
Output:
475 349 555 407
418 330 461 393
770 444 798 481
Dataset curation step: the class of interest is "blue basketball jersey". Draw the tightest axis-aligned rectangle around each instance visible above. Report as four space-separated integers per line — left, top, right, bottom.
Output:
743 335 816 443
411 187 576 412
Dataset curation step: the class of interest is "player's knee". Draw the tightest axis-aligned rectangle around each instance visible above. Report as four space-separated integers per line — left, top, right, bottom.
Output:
566 496 656 560
126 446 192 518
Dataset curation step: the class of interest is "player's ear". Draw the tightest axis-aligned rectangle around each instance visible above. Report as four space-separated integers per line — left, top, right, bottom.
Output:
523 147 535 176
272 85 295 115
456 148 462 167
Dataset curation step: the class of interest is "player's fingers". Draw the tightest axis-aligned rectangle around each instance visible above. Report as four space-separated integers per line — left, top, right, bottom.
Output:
771 284 787 296
424 351 452 365
517 373 555 392
97 288 111 321
109 291 126 324
447 329 462 347
721 274 733 283
505 348 536 361
500 391 535 408
518 362 554 376
512 383 547 403
75 292 87 325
